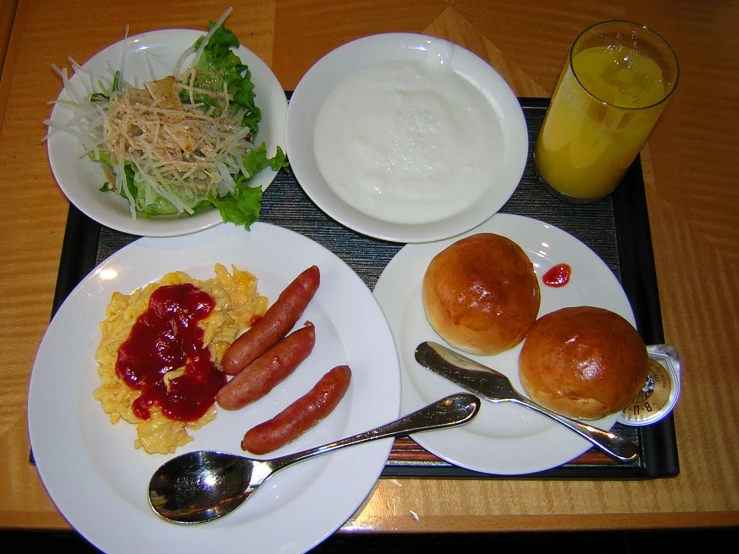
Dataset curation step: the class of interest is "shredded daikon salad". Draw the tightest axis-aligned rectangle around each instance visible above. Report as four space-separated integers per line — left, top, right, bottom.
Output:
45 9 287 228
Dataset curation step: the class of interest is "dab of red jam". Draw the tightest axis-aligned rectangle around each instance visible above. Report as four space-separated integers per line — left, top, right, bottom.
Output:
542 263 572 287
115 283 226 422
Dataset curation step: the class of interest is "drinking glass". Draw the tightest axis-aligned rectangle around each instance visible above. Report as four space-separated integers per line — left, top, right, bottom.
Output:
534 20 679 202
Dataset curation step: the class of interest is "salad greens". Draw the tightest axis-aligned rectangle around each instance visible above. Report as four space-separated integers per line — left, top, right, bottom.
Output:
183 23 263 133
53 16 288 230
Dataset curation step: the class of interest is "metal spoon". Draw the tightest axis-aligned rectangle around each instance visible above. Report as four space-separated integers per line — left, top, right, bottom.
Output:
148 393 480 524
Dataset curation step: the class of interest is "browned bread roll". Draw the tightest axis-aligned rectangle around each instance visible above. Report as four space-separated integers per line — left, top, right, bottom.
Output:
518 306 648 420
422 233 541 355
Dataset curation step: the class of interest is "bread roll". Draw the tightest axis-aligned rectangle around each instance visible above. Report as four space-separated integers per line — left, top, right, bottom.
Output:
518 306 648 420
422 233 541 355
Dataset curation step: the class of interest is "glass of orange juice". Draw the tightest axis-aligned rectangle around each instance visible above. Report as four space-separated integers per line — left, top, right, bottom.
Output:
534 20 679 202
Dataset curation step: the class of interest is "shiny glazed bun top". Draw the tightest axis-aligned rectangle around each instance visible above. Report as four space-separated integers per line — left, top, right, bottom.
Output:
518 306 649 420
422 233 541 355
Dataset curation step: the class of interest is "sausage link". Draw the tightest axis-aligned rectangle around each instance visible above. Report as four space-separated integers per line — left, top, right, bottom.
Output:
241 365 352 454
216 322 316 410
221 266 320 375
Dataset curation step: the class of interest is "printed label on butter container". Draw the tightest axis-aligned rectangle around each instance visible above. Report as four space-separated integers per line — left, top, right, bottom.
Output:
618 344 681 427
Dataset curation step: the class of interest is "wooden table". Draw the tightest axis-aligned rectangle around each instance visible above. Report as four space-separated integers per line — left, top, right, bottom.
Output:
1 0 737 536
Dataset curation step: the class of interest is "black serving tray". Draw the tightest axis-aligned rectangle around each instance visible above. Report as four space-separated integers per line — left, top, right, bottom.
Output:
47 98 679 479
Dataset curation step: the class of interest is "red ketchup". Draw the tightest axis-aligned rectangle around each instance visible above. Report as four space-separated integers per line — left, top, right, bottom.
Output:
542 263 572 288
116 283 226 422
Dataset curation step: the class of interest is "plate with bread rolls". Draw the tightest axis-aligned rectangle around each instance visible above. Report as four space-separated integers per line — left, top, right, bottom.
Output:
374 213 647 475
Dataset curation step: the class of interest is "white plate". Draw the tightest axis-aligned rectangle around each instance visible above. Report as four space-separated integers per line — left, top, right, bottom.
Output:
373 213 635 475
28 223 401 554
286 33 528 243
46 29 288 237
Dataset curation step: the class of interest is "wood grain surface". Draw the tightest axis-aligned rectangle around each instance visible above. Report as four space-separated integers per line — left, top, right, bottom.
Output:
0 0 737 534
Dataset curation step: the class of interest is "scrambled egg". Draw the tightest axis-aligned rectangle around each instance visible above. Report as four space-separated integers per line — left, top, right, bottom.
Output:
93 263 268 454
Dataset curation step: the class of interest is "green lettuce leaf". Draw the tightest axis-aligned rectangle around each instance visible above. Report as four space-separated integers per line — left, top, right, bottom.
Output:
208 145 289 229
209 181 262 230
181 22 261 131
243 144 289 177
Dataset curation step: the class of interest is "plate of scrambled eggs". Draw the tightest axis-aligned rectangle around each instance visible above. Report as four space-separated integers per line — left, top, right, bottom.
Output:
28 222 401 554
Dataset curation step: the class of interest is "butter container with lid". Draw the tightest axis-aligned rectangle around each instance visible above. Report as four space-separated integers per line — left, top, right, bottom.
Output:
618 344 681 427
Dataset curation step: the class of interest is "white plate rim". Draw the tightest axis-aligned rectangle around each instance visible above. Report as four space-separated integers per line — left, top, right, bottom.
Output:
46 28 288 238
285 32 528 243
373 213 635 475
28 222 401 554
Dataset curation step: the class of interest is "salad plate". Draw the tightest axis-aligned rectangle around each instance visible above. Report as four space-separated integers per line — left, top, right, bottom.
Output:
46 28 288 237
373 214 635 475
286 33 528 243
28 222 401 554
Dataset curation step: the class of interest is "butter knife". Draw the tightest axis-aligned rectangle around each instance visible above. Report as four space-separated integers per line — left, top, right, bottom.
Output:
414 341 639 463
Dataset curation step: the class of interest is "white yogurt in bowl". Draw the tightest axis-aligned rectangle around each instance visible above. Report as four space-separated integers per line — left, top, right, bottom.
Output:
313 49 502 224
286 33 528 243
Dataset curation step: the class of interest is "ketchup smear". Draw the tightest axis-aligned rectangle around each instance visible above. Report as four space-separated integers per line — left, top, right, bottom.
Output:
116 283 226 422
542 263 572 287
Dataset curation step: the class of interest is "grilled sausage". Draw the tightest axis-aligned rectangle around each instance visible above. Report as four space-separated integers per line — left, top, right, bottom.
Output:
241 365 352 454
216 322 316 410
221 266 320 375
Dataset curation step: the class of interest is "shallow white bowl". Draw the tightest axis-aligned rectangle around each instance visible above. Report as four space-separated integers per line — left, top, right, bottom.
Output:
46 29 288 237
286 33 528 243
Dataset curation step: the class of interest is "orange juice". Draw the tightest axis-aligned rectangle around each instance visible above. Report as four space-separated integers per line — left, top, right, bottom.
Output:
535 24 678 201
